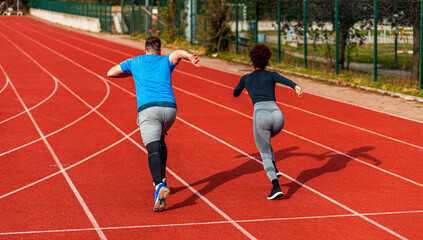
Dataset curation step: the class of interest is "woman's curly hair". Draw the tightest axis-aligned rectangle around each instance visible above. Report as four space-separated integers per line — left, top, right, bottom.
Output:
249 44 272 69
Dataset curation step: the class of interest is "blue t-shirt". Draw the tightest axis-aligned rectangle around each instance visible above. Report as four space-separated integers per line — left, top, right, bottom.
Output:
119 54 178 112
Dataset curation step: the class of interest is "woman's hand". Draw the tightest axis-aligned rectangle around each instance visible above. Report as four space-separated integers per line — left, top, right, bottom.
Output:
189 53 200 66
295 85 303 98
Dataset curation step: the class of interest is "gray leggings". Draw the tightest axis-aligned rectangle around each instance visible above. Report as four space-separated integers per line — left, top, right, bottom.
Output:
253 101 285 182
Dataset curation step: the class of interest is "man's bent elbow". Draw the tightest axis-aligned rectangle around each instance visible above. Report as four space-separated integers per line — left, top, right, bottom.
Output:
107 69 115 77
107 65 119 77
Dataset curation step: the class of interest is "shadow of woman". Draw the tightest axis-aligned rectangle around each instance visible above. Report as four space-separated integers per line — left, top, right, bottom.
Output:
281 146 381 199
167 146 323 211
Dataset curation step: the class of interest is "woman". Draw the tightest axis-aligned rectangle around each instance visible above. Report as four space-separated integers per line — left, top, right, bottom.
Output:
233 44 303 200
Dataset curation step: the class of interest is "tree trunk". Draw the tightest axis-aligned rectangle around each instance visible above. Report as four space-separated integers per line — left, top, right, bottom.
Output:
412 23 420 81
338 26 348 69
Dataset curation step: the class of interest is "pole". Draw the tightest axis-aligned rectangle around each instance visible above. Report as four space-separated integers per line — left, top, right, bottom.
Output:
254 2 258 43
149 0 153 36
373 0 378 82
131 3 134 34
139 2 142 34
190 0 193 45
335 0 339 75
394 17 398 66
420 0 423 89
278 0 281 63
121 0 124 34
157 4 160 33
177 0 180 37
145 0 149 36
304 0 307 68
236 0 239 54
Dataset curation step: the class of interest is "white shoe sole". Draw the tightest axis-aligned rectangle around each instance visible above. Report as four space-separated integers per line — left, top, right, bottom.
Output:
154 187 170 212
267 191 283 200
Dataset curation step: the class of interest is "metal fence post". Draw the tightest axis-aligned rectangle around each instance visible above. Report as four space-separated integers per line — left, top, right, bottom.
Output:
278 0 281 63
190 0 193 44
373 0 378 82
255 1 258 43
420 0 423 89
110 3 112 33
149 0 153 36
158 4 161 33
177 0 180 37
121 0 124 34
304 0 307 68
335 0 339 75
138 2 142 34
235 0 239 54
131 3 135 34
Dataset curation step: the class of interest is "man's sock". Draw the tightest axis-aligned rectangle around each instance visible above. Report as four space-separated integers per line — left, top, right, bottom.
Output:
146 141 163 187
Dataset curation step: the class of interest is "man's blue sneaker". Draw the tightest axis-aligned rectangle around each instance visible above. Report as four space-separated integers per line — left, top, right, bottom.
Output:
153 183 170 212
153 178 167 187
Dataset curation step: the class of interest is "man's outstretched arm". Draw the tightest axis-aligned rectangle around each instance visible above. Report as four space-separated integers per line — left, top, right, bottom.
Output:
169 50 200 66
107 65 132 78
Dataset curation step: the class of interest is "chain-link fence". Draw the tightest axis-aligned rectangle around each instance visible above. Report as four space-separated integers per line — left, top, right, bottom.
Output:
121 0 422 89
29 0 423 90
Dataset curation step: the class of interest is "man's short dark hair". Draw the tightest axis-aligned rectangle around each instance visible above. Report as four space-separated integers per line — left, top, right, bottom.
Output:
145 36 161 53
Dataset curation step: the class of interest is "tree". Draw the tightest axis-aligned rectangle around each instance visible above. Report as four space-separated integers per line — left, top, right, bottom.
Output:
203 0 233 54
282 0 373 69
379 0 421 79
161 0 184 43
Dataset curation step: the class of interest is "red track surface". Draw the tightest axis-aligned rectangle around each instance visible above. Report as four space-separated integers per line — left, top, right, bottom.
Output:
1 16 423 239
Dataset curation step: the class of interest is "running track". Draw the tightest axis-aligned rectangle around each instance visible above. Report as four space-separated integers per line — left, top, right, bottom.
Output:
1 16 423 240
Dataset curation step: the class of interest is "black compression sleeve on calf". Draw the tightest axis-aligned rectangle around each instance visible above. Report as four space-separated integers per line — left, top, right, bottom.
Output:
146 141 163 186
159 135 167 178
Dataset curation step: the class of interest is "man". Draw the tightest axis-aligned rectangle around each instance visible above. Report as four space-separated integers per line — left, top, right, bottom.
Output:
107 36 199 212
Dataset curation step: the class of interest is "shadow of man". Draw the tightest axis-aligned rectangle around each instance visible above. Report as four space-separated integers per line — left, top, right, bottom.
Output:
167 146 322 210
281 146 380 199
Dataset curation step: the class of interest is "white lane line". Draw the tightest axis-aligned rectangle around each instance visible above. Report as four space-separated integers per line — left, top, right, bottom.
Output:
177 118 407 240
1 209 422 236
0 33 110 158
167 168 257 239
0 34 59 125
14 22 120 66
21 21 134 58
0 72 8 93
173 86 423 188
6 24 257 240
0 129 139 200
1 65 107 240
173 70 423 150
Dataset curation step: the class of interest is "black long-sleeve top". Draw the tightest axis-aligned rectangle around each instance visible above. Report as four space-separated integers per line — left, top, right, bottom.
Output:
233 70 297 104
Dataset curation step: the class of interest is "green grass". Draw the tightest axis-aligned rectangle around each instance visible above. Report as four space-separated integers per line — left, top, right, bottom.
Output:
277 42 414 71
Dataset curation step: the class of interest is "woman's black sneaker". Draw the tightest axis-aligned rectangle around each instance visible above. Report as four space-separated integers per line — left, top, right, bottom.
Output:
267 187 283 200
